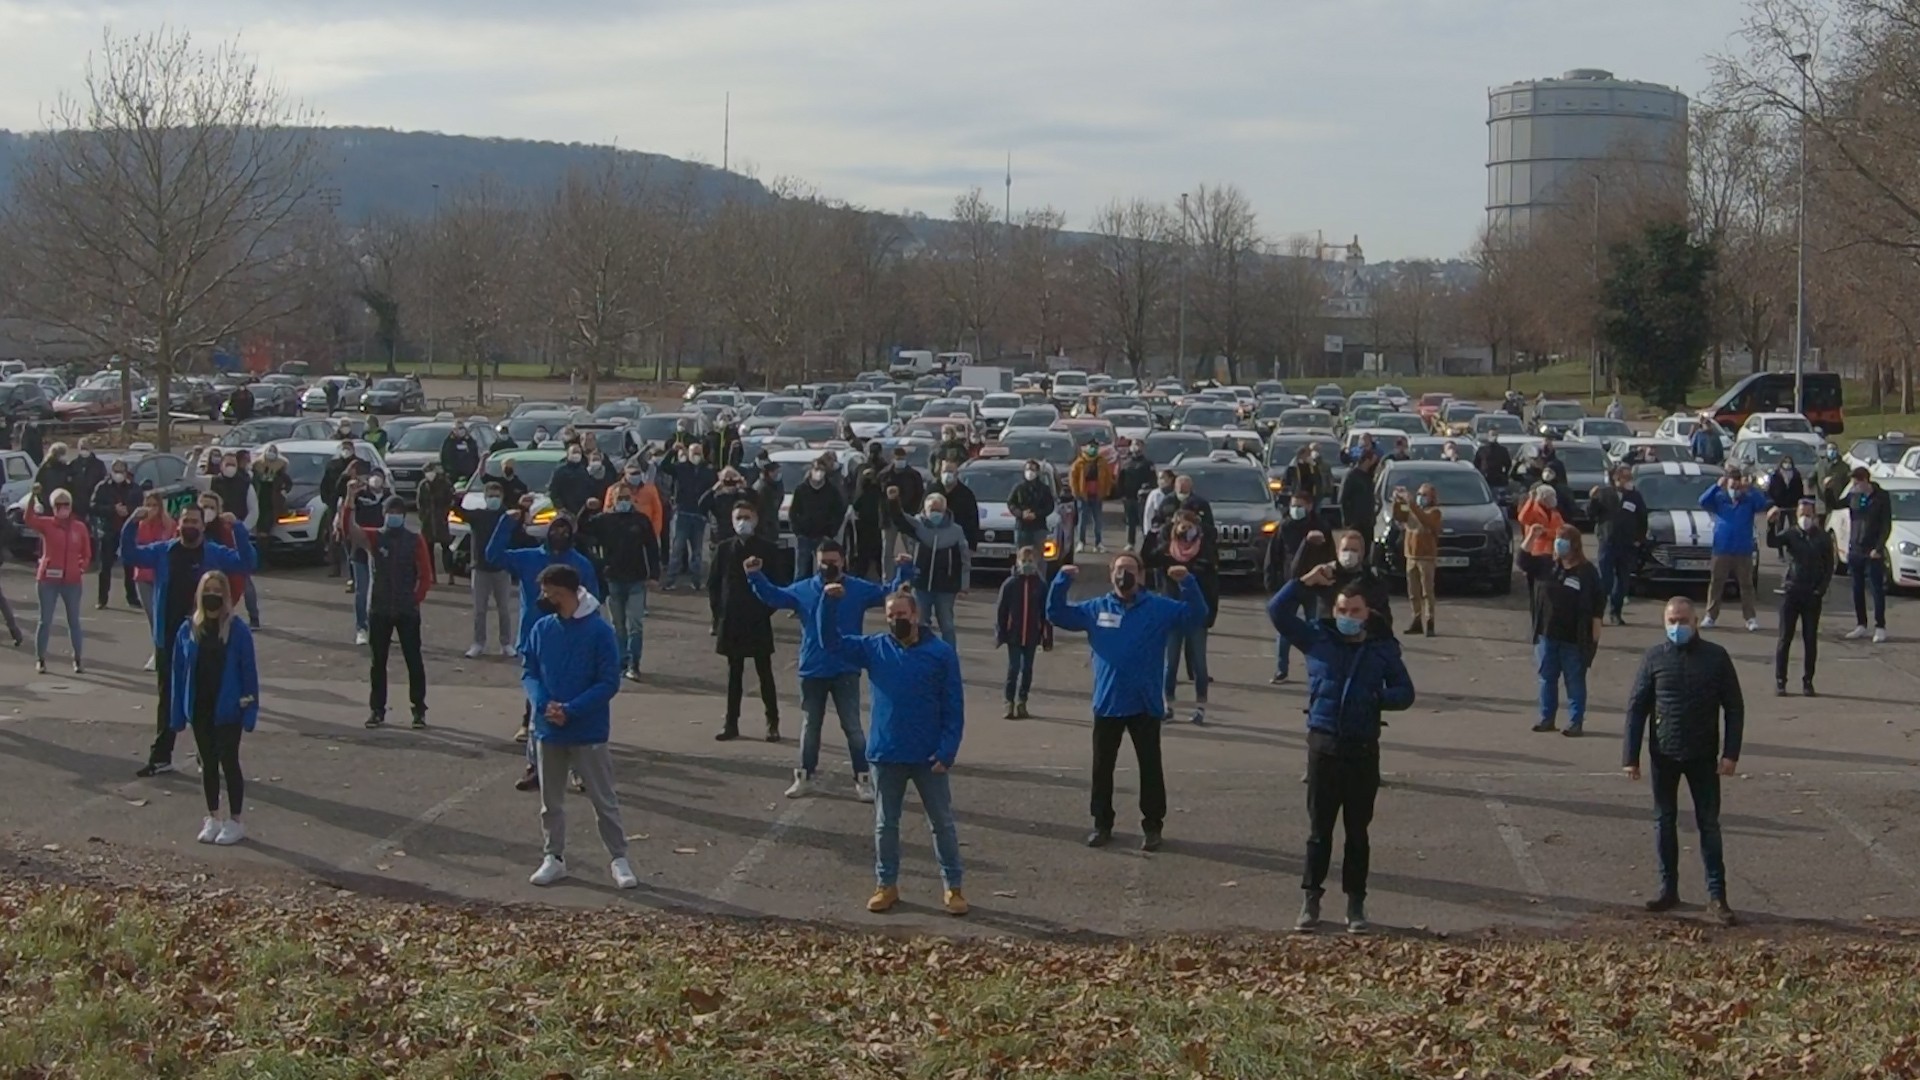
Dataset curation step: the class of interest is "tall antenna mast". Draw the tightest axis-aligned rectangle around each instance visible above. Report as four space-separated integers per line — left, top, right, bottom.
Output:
723 92 731 172
1004 151 1012 226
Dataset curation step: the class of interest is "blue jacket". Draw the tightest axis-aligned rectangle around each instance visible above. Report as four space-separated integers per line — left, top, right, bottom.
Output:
818 593 964 767
1697 483 1769 556
168 618 261 732
748 564 913 678
121 518 257 649
486 519 601 651
521 590 622 745
1266 581 1415 744
1046 572 1208 719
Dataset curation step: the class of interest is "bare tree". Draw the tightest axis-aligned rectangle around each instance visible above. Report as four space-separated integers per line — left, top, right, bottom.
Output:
1007 207 1072 360
1463 228 1523 386
929 188 1006 359
1255 235 1332 379
709 178 836 384
1186 183 1262 383
350 212 414 375
425 180 529 406
543 158 662 407
1085 198 1178 380
0 29 324 448
1375 262 1448 376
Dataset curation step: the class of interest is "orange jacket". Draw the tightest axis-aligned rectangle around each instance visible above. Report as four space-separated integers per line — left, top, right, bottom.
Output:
1069 454 1115 500
603 480 664 531
1516 498 1564 557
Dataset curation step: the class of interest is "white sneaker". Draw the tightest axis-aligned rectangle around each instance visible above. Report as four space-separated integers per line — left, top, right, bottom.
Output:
196 816 220 844
610 857 638 889
854 774 876 803
1745 619 1759 632
529 856 567 886
353 629 368 646
1700 616 1716 629
1874 627 1888 644
1847 624 1870 640
213 818 245 845
502 644 518 658
784 769 816 798
464 644 485 659
143 655 156 672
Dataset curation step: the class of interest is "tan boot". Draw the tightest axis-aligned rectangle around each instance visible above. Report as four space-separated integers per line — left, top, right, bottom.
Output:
943 888 969 916
866 885 899 913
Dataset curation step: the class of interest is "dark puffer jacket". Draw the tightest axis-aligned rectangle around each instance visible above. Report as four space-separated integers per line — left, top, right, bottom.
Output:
1623 636 1746 765
1266 580 1415 748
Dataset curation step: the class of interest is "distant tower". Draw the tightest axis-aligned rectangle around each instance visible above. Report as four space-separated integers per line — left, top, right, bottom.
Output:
1004 152 1012 227
1486 68 1688 236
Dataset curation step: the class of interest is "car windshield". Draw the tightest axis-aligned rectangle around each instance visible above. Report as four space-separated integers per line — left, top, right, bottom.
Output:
1743 441 1803 466
1382 468 1494 505
1056 425 1113 449
1007 408 1057 427
1859 440 1911 462
1443 406 1482 421
1182 469 1273 504
1764 416 1815 434
753 399 809 420
1420 394 1450 407
1181 405 1239 428
1631 472 1717 510
480 453 561 491
1376 414 1427 435
876 442 936 470
632 415 694 443
1349 406 1387 425
775 417 840 441
1379 386 1406 398
1539 402 1585 420
1405 441 1472 461
225 419 300 446
1144 432 1212 463
1279 410 1332 427
1476 415 1523 433
919 401 968 418
958 467 1031 502
982 394 1022 410
392 424 453 452
998 432 1076 465
1268 436 1341 464
372 379 410 392
1553 445 1607 472
1053 372 1088 387
64 388 115 402
506 416 576 443
1580 419 1632 436
278 452 338 488
1891 489 1920 521
1619 442 1693 463
593 401 650 420
845 406 891 424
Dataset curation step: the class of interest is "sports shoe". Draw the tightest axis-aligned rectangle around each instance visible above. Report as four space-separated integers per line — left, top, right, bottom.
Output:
142 655 155 672
1141 830 1164 852
136 762 175 778
1700 616 1717 629
1189 706 1206 726
1873 627 1888 644
1775 683 1788 697
567 772 585 793
529 856 567 886
610 858 638 889
943 888 969 916
1707 898 1738 927
784 769 816 798
866 885 899 913
1561 725 1583 738
502 644 518 658
1644 891 1680 913
197 816 221 844
1745 618 1759 632
214 818 245 846
364 711 386 729
1530 721 1557 733
1405 617 1424 636
411 711 428 730
353 629 368 646
854 774 875 803
1345 897 1370 935
1002 701 1016 720
514 766 539 792
1294 890 1322 933
1424 620 1436 637
622 667 642 683
514 722 529 744
1086 828 1113 848
1803 680 1818 697
1846 624 1870 640
464 644 485 659
1270 672 1289 685
34 658 44 674
72 661 84 675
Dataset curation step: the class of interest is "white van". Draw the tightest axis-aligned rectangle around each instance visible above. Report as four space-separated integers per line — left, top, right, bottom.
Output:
890 350 936 378
934 351 974 371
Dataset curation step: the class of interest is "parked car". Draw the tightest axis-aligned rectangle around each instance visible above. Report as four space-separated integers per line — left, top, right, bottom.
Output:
1848 434 1913 475
254 439 391 559
1626 460 1755 597
1156 449 1282 579
7 447 194 560
1565 417 1633 443
220 416 340 448
300 375 366 412
51 386 124 424
1736 410 1825 448
0 381 58 426
382 419 500 501
1532 400 1587 439
1826 476 1920 588
592 398 655 422
358 377 426 415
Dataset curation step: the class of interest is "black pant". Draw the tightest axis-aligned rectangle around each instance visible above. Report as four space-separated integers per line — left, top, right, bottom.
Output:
1303 744 1381 898
1775 590 1822 685
189 714 244 814
1090 714 1166 832
147 636 178 766
368 611 427 715
725 654 779 728
94 528 135 604
1650 753 1727 898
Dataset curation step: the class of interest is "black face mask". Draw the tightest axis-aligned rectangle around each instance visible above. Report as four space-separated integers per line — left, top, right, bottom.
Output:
548 530 572 550
200 595 224 615
179 526 203 545
535 597 557 615
889 616 915 641
1112 569 1138 594
818 563 843 582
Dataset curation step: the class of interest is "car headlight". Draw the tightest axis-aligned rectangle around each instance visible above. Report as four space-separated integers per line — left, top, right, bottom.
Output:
277 512 309 526
1900 541 1920 557
1042 538 1060 560
1261 521 1278 534
532 507 557 525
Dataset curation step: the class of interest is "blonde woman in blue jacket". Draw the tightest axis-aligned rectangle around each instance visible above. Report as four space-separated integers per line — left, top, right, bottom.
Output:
169 570 260 847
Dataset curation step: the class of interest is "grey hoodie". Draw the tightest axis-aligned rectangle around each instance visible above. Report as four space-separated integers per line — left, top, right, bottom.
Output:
894 507 972 593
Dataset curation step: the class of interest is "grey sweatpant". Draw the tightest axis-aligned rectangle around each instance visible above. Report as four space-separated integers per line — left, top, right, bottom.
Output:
536 741 629 861
470 568 516 649
1704 554 1755 622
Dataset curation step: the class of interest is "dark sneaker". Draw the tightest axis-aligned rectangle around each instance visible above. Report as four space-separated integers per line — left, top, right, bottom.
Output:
1405 618 1424 636
1014 700 1031 719
411 711 428 730
1002 702 1016 720
714 727 740 742
1707 898 1738 927
1424 620 1436 637
1561 725 1583 738
1141 830 1163 852
764 725 781 743
1530 721 1556 733
514 767 539 792
135 762 175 778
1085 828 1112 849
1270 672 1289 685
1345 897 1370 935
1802 681 1818 698
1644 892 1680 913
364 711 387 729
1294 891 1323 933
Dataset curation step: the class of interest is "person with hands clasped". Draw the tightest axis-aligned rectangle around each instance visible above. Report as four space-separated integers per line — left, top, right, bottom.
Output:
1698 469 1770 631
168 571 260 847
1767 499 1837 695
817 578 968 917
1623 597 1745 927
1518 522 1603 736
487 502 601 790
1389 483 1442 637
23 484 91 674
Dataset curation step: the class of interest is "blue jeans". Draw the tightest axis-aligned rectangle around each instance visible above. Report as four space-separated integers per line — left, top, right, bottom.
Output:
1596 545 1630 619
799 671 866 777
1004 643 1036 701
1852 555 1887 628
350 556 370 632
668 511 706 586
603 579 648 670
1650 753 1726 898
920 591 958 646
1533 636 1588 728
1013 523 1048 554
1077 497 1103 546
1274 630 1291 679
35 580 84 660
243 576 261 625
871 762 962 889
1164 623 1210 702
794 536 820 581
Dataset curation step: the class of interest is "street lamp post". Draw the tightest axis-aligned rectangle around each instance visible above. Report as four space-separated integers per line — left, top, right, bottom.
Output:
1791 52 1812 415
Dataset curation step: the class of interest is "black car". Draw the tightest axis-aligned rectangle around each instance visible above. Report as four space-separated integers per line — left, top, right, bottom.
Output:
359 378 427 415
1624 461 1754 596
1532 400 1587 439
0 381 57 425
1370 460 1513 594
1161 451 1282 579
1263 433 1342 508
227 382 301 419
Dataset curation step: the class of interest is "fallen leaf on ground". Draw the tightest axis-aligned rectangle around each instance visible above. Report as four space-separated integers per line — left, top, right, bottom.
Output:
673 848 698 855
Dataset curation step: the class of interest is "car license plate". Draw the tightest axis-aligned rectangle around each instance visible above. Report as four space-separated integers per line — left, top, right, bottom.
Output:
1676 558 1711 571
1219 548 1238 561
1436 556 1469 568
980 544 1013 558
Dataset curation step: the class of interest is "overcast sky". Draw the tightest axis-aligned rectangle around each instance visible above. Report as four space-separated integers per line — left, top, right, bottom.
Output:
0 0 1753 259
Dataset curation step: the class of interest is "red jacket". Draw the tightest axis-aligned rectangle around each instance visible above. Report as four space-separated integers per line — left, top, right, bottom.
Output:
24 508 91 584
131 515 177 584
203 519 251 602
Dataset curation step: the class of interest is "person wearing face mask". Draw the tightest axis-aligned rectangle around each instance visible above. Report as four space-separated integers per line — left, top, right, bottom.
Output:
607 458 666 544
440 422 481 482
848 457 892 581
887 490 972 646
89 460 141 609
1764 456 1805 560
1605 395 1625 421
1145 509 1220 724
1289 528 1394 628
880 450 926 559
1587 466 1649 626
363 414 388 455
817 582 968 916
1697 469 1769 631
168 570 260 846
933 464 981 550
31 442 75 514
1156 474 1217 548
1623 597 1745 927
122 502 256 779
1267 564 1416 934
1516 483 1564 559
23 484 91 674
1814 442 1850 513
708 505 782 742
1264 491 1331 684
340 472 388 643
194 492 258 634
1069 443 1117 553
1472 432 1512 493
1389 483 1442 636
210 453 258 536
547 445 597 518
750 544 914 800
254 449 293 538
1283 446 1327 504
658 441 718 589
1116 442 1157 549
1047 555 1208 852
489 506 602 787
414 463 457 585
1007 459 1057 555
750 460 785 546
67 438 107 512
1766 498 1836 696
699 467 755 545
1337 454 1380 561
1439 441 1461 464
789 456 848 579
578 481 662 680
994 546 1053 719
454 481 530 659
1842 467 1892 643
1141 470 1176 539
343 496 434 729
318 441 358 578
1517 523 1603 736
128 492 174 654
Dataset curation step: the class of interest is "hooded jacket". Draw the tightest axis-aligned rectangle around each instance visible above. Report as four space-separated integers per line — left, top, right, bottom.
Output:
485 516 602 652
1069 452 1115 499
890 502 972 593
521 589 621 746
750 563 915 678
168 617 260 732
1267 580 1416 748
1117 454 1157 504
23 505 91 584
120 518 256 649
1046 572 1208 719
817 593 965 767
1697 482 1769 557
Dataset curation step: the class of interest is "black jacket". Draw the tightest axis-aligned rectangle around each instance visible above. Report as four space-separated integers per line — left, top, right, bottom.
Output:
1765 469 1805 510
750 476 784 543
788 478 847 540
1006 476 1056 526
453 504 526 573
548 460 598 517
699 485 755 540
320 456 354 509
1142 533 1221 629
1769 523 1836 599
1624 637 1745 764
1472 442 1513 488
68 453 107 511
89 477 140 532
1116 455 1157 503
1286 538 1393 626
1263 509 1330 593
440 434 482 480
1846 484 1894 559
32 459 75 513
580 506 663 584
1338 465 1376 529
932 479 981 547
994 572 1052 649
1588 485 1649 551
1283 460 1328 501
880 464 925 516
1517 551 1602 665
708 534 778 658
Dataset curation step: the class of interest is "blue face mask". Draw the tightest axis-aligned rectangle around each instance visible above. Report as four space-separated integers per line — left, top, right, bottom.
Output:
614 499 633 513
926 511 947 527
1334 615 1365 637
1289 505 1308 520
1667 623 1693 645
1553 538 1572 559
485 496 502 511
384 514 406 530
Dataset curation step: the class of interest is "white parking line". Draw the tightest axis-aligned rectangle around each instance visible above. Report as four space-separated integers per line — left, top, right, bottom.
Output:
711 797 814 906
1480 788 1551 898
1812 793 1920 898
349 764 519 872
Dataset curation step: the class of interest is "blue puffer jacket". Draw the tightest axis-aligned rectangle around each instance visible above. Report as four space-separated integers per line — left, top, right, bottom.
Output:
521 590 622 745
1697 483 1769 557
1267 581 1415 744
486 520 601 652
817 594 965 767
168 618 261 732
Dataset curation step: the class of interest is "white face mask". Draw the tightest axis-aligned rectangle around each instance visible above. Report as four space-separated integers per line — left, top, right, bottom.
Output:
1337 550 1361 570
1798 516 1817 531
733 516 755 533
1024 469 1037 481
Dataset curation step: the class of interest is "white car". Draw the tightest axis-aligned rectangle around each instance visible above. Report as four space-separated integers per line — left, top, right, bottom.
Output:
1003 403 1060 432
1341 426 1408 462
1737 410 1824 448
770 446 865 546
1565 417 1634 443
1873 445 1920 481
299 376 365 412
957 456 1067 576
257 439 390 554
979 392 1023 433
1655 413 1735 454
1104 408 1153 444
840 403 896 440
1847 435 1913 474
1826 476 1920 589
1603 436 1695 468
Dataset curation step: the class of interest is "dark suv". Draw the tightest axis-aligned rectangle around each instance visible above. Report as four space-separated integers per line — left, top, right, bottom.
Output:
1166 450 1282 579
1371 460 1513 594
